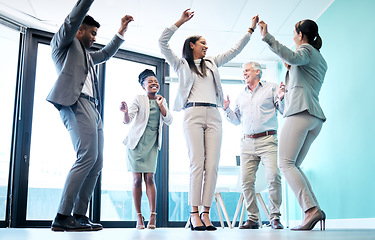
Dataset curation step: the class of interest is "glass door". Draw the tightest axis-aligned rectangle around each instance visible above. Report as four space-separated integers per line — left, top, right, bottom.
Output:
0 23 21 225
26 43 76 220
6 28 167 227
100 57 156 223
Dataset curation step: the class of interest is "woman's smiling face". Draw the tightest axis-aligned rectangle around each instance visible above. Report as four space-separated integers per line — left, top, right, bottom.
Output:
190 37 208 59
142 76 159 94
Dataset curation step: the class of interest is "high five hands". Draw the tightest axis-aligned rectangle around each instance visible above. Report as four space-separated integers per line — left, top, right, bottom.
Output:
248 15 259 33
175 9 261 32
258 20 268 37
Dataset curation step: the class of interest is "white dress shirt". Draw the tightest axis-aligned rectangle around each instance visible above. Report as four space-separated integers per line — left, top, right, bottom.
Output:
225 81 284 134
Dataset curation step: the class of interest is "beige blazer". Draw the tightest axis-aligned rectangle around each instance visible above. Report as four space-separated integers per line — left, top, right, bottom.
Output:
263 33 328 121
123 95 173 150
159 25 252 111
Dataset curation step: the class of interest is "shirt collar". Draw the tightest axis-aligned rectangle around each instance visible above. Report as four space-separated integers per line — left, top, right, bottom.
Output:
245 81 263 93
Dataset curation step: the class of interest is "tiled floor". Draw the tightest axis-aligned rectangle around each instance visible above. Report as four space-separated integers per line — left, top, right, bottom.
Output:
1 228 375 240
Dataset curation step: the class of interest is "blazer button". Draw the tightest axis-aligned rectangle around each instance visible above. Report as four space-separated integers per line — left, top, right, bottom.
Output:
80 83 84 86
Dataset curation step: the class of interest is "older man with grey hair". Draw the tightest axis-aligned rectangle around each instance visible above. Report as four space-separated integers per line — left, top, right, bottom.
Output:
223 62 285 229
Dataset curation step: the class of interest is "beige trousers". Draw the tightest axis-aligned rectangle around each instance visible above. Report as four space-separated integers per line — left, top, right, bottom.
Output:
240 135 282 222
183 106 222 207
278 111 323 212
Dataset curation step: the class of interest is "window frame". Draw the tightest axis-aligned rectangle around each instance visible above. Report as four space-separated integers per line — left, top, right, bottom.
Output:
6 28 171 228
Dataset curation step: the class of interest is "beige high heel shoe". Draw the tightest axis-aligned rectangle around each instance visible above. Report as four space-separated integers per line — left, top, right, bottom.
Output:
136 213 145 229
147 212 157 229
291 209 325 231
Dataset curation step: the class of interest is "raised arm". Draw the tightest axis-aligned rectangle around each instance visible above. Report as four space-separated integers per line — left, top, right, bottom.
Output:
213 15 258 67
51 0 94 52
51 0 94 65
174 9 194 28
90 15 133 65
118 15 134 37
259 20 311 66
159 9 193 72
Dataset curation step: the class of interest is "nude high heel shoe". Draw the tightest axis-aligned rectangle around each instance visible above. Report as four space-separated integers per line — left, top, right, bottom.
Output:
291 209 325 231
147 212 157 229
136 213 145 229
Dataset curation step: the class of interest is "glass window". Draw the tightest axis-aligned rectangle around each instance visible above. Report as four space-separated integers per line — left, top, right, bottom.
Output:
27 43 76 220
0 24 20 221
26 44 161 222
100 57 156 221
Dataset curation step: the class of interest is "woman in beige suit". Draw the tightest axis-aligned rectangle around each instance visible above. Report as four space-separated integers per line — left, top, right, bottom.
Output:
259 19 327 231
159 9 258 231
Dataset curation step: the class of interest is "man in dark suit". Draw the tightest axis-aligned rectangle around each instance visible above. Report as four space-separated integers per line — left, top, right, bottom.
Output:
47 0 133 231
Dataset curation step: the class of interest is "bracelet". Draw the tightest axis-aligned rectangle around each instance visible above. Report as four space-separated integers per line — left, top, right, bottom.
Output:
249 27 255 33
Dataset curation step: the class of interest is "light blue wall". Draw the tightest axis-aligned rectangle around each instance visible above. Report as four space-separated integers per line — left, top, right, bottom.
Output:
284 0 375 220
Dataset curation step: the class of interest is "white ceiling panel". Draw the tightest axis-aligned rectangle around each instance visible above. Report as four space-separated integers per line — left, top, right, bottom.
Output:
0 0 34 17
190 0 247 31
277 0 335 35
0 0 334 64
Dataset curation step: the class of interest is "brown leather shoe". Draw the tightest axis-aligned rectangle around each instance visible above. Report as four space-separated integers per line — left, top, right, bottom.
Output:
239 220 259 229
270 219 284 229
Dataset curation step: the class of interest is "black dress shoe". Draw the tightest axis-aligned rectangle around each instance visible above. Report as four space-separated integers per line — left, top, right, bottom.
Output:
51 216 91 232
270 219 284 229
75 215 103 231
239 220 259 229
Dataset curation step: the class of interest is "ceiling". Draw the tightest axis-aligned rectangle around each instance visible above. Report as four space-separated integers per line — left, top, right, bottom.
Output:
0 0 334 65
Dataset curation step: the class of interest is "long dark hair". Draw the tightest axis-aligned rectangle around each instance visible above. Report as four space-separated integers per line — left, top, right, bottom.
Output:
182 35 209 77
295 19 322 51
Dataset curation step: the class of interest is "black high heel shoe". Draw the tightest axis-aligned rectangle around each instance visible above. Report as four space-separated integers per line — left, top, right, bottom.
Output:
189 211 206 231
200 211 217 231
291 209 325 231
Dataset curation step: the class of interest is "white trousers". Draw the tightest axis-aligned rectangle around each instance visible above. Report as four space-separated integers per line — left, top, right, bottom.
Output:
278 111 323 212
240 135 282 222
183 106 222 207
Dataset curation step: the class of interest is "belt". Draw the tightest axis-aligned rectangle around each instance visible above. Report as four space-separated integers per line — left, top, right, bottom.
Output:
80 93 98 105
185 102 217 108
244 130 277 139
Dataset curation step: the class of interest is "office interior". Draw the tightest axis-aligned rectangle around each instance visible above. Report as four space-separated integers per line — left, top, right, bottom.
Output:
0 0 374 239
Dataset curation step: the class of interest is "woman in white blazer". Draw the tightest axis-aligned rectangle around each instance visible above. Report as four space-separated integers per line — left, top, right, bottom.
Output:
259 19 327 231
159 9 258 231
121 69 173 229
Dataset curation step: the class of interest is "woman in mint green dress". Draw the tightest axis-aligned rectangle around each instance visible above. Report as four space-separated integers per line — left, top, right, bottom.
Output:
120 69 172 229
